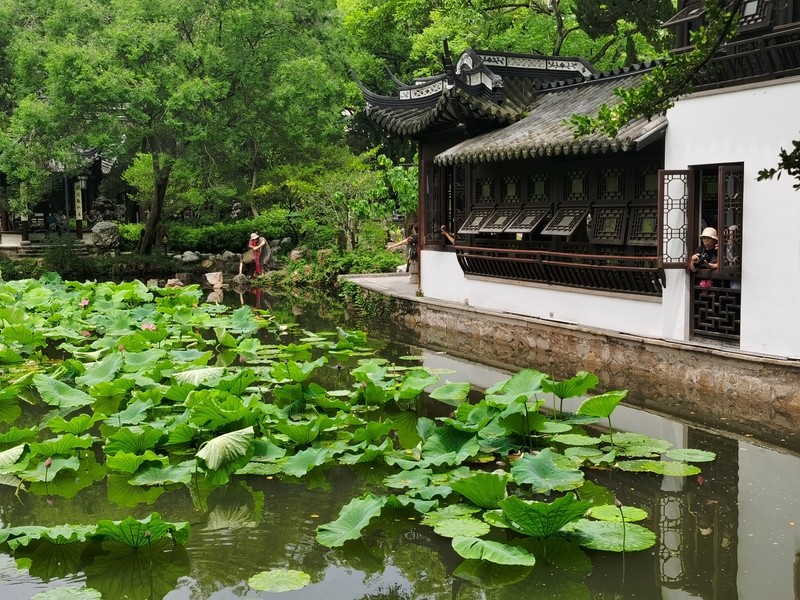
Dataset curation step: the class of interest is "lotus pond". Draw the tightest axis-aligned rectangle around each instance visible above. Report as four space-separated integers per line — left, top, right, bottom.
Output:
0 275 798 599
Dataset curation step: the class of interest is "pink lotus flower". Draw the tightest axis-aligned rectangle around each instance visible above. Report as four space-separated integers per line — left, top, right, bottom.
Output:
80 330 91 337
141 323 157 331
44 457 53 468
79 298 89 308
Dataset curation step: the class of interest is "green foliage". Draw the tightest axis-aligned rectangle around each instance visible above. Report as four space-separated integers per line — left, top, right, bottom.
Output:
167 208 291 254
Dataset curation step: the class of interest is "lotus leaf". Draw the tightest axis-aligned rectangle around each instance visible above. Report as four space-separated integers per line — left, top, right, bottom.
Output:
616 459 701 476
562 519 656 552
196 426 254 471
95 513 190 548
248 569 311 592
500 494 591 538
451 536 536 566
587 504 648 522
433 516 490 538
510 449 585 493
665 448 717 462
281 446 333 477
316 493 388 547
32 375 94 409
575 390 628 418
449 471 509 509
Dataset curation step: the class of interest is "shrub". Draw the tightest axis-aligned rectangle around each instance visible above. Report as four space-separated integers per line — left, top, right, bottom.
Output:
166 208 291 254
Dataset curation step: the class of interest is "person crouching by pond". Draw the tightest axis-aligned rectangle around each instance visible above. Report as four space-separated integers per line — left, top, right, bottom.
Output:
387 224 419 284
688 227 719 287
248 231 266 276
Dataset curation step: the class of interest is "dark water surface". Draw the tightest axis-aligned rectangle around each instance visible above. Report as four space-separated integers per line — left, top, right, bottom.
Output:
1 289 798 599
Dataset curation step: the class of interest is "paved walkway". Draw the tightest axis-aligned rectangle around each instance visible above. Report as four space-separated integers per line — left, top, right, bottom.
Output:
342 273 421 301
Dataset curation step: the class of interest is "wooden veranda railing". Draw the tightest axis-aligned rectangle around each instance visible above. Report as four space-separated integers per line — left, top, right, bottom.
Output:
692 24 800 91
453 246 665 296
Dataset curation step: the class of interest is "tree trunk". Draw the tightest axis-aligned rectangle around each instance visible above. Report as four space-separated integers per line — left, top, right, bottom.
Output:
138 156 171 254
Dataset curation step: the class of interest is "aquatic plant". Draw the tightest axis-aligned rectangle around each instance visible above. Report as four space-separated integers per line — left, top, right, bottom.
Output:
0 274 716 593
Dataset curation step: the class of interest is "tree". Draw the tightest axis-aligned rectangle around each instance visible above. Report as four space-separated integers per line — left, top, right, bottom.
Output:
0 0 348 253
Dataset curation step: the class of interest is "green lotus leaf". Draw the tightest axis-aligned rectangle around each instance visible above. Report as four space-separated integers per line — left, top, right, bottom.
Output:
281 446 333 477
587 504 648 522
616 459 701 476
576 390 628 419
422 426 480 466
106 473 165 507
196 426 254 471
95 513 190 548
384 468 432 490
31 585 103 599
104 426 166 455
665 448 717 462
129 460 196 486
428 381 470 405
575 480 616 506
510 448 585 493
552 434 602 446
275 420 323 445
421 503 481 527
543 371 599 400
167 349 213 365
599 432 648 445
106 450 169 473
449 471 509 509
0 344 24 364
6 524 96 550
338 439 393 465
0 444 26 470
248 569 311 592
563 519 656 552
451 536 536 566
564 446 605 465
530 419 573 434
236 461 283 476
32 375 94 409
613 436 673 457
103 399 154 427
499 494 591 538
396 370 440 400
0 426 37 445
517 535 593 574
485 369 547 407
46 414 101 435
0 473 23 488
22 456 81 482
433 516 490 539
316 493 388 547
173 367 225 387
75 354 125 387
30 434 93 457
165 422 202 446
3 324 46 350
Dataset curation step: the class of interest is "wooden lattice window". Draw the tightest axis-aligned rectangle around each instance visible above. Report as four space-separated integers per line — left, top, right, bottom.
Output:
627 206 659 246
635 167 659 202
565 171 588 203
457 208 495 234
541 207 589 236
598 169 625 203
475 178 494 204
738 0 773 31
658 170 693 267
501 177 520 203
504 207 551 234
479 207 521 233
528 174 550 203
589 206 627 245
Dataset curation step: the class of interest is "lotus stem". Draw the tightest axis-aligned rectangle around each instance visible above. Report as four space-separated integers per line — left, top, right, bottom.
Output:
44 456 52 496
607 417 614 446
616 498 626 583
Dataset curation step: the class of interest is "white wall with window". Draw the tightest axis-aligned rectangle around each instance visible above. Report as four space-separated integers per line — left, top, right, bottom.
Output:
420 250 663 337
663 78 800 358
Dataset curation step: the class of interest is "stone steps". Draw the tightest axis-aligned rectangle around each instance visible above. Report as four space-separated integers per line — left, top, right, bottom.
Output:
13 242 91 258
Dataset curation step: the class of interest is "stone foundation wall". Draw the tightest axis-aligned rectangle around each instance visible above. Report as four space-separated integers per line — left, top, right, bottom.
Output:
381 292 800 452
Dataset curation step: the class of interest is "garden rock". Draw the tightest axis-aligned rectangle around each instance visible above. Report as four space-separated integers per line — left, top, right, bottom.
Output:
91 221 120 251
289 248 304 262
204 271 224 288
180 251 200 263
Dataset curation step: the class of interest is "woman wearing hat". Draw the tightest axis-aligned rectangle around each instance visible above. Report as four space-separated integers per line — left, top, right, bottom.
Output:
248 231 266 275
688 227 719 287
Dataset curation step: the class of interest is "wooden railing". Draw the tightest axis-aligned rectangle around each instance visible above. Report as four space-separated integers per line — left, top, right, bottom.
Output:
453 246 665 296
692 24 800 91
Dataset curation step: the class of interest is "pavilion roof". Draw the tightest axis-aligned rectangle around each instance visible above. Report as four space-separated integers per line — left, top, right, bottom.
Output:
353 47 597 138
434 63 667 165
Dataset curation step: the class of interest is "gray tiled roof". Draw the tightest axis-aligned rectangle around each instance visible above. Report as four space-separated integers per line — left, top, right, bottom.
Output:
434 69 667 165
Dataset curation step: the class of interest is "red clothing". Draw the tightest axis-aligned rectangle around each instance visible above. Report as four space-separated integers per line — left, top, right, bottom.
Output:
249 238 262 274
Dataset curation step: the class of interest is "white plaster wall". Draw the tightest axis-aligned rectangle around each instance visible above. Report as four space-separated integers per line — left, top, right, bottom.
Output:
421 250 663 337
664 78 800 357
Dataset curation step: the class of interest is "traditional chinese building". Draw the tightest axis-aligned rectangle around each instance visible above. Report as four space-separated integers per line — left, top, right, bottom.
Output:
354 0 800 360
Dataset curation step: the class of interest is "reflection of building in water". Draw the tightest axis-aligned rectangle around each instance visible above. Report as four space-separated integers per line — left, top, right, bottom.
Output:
657 429 739 598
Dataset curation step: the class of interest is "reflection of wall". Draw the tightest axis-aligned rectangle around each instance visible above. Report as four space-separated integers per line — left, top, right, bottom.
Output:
737 443 800 599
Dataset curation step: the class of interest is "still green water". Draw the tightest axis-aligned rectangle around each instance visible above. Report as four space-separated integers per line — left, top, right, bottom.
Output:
1 288 798 599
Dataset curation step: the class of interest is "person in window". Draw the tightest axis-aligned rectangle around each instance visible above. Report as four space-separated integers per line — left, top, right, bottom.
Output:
688 227 719 287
